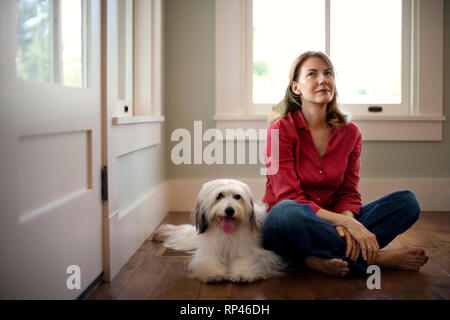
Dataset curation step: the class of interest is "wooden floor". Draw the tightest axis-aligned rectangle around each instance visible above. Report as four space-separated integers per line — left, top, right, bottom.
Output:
84 211 450 300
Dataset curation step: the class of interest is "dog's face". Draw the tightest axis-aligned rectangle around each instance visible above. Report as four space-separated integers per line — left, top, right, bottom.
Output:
192 179 256 234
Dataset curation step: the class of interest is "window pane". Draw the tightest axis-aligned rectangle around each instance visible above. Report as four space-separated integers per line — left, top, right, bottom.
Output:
17 0 85 87
17 0 53 82
61 0 84 87
117 0 133 101
330 0 402 104
253 0 325 104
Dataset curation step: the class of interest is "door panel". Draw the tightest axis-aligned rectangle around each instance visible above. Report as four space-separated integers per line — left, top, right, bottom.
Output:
0 0 102 299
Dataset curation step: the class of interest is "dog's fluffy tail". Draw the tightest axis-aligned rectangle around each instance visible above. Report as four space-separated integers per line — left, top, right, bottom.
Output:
152 224 198 252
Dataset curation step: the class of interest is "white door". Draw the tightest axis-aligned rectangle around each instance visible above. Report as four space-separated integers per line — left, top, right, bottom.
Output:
0 0 102 299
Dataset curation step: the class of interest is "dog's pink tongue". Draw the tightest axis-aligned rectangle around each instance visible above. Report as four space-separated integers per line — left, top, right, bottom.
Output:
221 217 236 233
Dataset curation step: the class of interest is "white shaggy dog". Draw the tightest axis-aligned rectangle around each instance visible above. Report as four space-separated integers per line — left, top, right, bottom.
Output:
153 179 285 283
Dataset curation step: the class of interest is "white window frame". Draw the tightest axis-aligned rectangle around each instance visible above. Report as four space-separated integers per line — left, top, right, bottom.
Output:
110 0 164 125
215 0 445 141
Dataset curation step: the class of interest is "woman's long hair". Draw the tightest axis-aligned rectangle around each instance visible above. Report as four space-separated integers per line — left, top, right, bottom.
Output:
268 51 349 126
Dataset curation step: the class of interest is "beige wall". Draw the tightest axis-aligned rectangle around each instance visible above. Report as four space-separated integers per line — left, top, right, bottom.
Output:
164 0 450 180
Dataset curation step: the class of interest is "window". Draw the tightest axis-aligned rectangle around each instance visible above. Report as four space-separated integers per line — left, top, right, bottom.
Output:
110 0 164 125
215 0 445 141
17 0 87 88
330 0 404 108
252 0 408 116
253 0 325 105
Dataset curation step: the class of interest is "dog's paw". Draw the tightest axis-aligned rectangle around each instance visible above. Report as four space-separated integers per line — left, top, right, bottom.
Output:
198 273 228 283
228 259 265 283
228 271 264 283
189 258 229 283
192 266 228 283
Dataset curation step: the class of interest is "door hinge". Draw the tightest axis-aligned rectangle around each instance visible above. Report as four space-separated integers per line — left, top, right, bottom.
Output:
101 165 108 201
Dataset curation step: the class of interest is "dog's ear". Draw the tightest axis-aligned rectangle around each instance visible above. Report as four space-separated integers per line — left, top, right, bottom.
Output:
198 213 208 234
250 199 257 231
192 202 208 234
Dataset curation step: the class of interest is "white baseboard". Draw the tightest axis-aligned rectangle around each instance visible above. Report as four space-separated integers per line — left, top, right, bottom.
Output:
108 181 170 279
167 178 450 213
358 179 450 212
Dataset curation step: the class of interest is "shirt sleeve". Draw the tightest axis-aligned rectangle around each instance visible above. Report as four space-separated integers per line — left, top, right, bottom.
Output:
333 128 362 215
266 119 322 213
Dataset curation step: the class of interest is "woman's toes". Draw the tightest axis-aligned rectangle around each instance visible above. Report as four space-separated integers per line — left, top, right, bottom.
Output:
421 256 429 266
333 259 349 276
411 247 426 256
332 258 347 267
306 257 351 277
339 267 349 277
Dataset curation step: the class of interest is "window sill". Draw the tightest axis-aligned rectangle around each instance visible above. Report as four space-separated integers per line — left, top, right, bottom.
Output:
214 115 446 141
112 115 165 125
110 115 164 156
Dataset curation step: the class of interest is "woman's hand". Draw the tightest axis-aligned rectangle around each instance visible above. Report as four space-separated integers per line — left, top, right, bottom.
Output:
340 217 380 265
315 208 379 264
336 226 360 261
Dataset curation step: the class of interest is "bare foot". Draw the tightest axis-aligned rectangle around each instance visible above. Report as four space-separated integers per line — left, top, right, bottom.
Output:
374 246 429 271
305 256 349 277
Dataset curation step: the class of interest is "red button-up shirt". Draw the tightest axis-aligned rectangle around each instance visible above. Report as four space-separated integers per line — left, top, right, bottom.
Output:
263 109 362 215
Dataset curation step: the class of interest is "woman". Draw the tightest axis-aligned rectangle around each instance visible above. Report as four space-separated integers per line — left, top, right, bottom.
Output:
262 51 428 277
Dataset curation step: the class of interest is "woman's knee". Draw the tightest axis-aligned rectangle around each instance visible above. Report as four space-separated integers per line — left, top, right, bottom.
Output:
396 190 421 224
264 200 313 230
262 200 314 254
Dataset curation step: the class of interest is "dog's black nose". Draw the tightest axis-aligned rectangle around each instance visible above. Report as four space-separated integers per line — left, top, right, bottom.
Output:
225 207 234 217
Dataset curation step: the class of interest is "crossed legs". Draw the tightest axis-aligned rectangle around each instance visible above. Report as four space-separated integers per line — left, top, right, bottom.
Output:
262 190 428 277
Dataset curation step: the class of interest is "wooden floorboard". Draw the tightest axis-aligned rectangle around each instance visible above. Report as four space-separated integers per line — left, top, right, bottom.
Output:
84 211 450 300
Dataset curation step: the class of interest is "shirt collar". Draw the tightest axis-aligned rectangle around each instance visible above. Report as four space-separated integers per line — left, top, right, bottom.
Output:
292 108 308 129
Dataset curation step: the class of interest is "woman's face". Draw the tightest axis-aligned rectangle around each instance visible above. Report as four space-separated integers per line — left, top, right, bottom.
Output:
291 56 335 106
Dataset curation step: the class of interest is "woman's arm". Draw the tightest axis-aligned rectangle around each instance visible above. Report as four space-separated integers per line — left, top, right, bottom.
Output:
315 208 348 226
341 210 355 219
333 127 363 215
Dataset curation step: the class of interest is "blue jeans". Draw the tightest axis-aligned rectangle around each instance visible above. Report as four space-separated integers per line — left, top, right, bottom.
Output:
262 190 421 276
